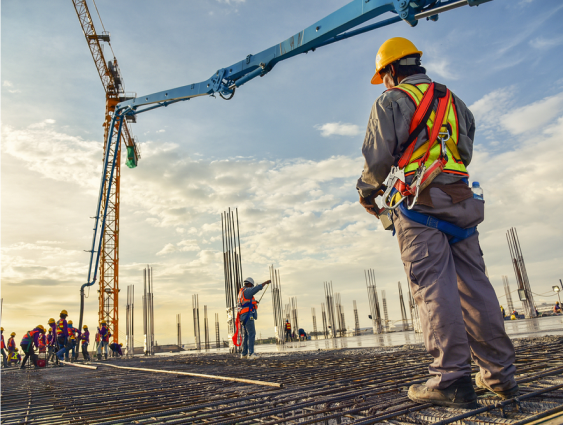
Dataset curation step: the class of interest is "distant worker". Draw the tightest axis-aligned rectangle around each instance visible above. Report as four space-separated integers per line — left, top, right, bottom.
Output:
9 348 21 365
67 320 78 361
357 37 518 408
109 342 123 357
298 328 307 341
8 332 17 360
284 320 292 342
237 277 270 359
97 320 110 360
1 328 7 368
500 305 505 318
47 318 58 363
81 325 91 361
20 325 46 369
554 302 561 314
55 310 70 362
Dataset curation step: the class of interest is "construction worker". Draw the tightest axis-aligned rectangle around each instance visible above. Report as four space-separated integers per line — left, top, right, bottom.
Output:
8 332 17 361
55 310 70 361
500 305 505 318
238 277 270 359
81 325 91 361
1 328 7 368
298 328 307 341
9 348 21 365
67 320 78 361
20 325 46 369
554 302 561 314
109 342 123 357
357 37 517 408
284 320 292 342
97 320 110 360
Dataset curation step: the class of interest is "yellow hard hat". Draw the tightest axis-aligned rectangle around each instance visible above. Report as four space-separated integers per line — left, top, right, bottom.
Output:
0 327 3 331
15 347 18 351
11 332 16 337
120 343 123 346
83 325 88 329
101 320 107 324
48 318 56 324
371 37 423 85
60 310 68 316
68 320 73 325
37 325 46 332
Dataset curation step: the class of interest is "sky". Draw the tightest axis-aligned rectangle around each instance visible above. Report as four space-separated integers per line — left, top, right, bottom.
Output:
2 0 563 346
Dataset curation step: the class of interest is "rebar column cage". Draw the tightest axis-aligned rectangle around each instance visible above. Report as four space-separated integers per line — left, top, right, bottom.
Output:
507 227 537 318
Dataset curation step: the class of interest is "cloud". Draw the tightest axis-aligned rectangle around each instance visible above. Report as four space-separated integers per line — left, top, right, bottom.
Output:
424 59 458 81
156 243 177 256
529 36 563 50
314 122 361 138
500 94 563 135
3 80 21 93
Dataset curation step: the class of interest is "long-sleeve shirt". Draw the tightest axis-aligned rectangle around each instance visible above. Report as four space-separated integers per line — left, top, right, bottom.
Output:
81 330 90 344
109 343 122 355
99 326 109 342
8 337 16 351
21 328 41 348
357 74 475 198
240 284 265 321
57 319 68 339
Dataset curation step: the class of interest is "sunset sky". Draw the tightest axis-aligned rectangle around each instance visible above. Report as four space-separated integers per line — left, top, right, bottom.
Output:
2 0 563 346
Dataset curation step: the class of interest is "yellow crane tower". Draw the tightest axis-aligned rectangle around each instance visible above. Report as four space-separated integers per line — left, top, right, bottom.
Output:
71 0 140 344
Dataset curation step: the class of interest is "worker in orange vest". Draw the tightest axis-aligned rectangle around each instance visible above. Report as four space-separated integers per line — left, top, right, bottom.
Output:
1 328 7 368
20 325 46 369
284 320 292 342
237 277 270 360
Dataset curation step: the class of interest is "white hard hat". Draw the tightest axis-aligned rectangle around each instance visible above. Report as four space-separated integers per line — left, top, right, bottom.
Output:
244 277 255 286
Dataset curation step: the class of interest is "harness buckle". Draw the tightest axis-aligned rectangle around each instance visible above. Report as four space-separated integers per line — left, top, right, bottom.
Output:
438 128 450 161
381 166 406 210
406 164 426 210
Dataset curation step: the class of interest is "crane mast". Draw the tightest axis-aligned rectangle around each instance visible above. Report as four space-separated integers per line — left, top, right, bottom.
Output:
72 0 140 344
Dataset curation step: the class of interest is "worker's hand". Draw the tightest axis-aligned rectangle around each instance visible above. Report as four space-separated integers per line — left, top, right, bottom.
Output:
263 280 271 285
359 192 381 217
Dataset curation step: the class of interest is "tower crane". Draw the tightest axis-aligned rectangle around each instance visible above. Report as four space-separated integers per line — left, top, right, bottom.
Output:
76 0 494 331
72 0 140 344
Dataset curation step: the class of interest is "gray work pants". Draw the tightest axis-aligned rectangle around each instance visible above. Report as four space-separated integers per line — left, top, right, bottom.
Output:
393 188 516 391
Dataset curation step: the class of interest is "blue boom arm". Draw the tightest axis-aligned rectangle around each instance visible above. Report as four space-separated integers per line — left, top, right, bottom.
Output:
81 0 493 304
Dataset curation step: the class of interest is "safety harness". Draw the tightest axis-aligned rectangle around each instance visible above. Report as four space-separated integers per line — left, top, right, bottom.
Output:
374 82 477 244
232 287 258 347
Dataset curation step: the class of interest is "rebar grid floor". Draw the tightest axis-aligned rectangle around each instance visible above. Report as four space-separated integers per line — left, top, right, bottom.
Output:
2 337 563 424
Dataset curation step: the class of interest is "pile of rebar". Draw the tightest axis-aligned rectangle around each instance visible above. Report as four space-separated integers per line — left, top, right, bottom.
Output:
3 337 563 424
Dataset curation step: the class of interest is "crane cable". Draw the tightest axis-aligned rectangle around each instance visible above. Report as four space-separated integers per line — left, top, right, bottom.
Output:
91 0 116 59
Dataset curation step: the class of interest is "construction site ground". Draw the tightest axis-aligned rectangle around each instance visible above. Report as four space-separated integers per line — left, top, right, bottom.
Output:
3 333 563 424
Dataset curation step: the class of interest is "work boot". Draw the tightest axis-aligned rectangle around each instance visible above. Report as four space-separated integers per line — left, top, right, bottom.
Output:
408 376 478 409
104 353 108 360
475 372 519 399
240 354 248 359
97 354 102 361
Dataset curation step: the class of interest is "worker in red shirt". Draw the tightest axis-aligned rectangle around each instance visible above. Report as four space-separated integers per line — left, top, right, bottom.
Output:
20 325 46 369
1 327 7 368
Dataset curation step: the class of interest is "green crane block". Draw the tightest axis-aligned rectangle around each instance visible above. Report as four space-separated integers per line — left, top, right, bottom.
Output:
126 146 137 169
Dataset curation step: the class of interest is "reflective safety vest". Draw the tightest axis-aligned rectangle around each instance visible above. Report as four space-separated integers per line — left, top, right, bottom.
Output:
95 332 101 343
237 288 257 315
1 335 4 349
8 352 20 361
8 337 16 350
285 322 291 331
21 330 38 345
68 327 76 340
391 82 468 178
56 319 66 336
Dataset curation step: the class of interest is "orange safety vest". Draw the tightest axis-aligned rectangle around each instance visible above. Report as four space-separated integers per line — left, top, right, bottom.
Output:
285 322 291 331
56 319 66 335
7 337 15 350
21 330 38 345
1 334 4 349
237 288 257 315
95 332 101 343
68 327 76 340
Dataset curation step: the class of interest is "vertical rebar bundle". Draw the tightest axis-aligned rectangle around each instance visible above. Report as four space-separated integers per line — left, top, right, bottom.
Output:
290 297 299 336
221 208 244 351
506 227 536 318
176 314 182 347
204 306 210 350
215 313 220 348
270 265 285 345
142 266 154 355
324 281 337 338
353 300 360 336
321 303 329 339
365 269 383 334
382 290 389 332
334 293 346 337
408 291 422 333
311 307 318 340
398 282 409 331
192 294 201 350
125 285 134 356
503 275 515 313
